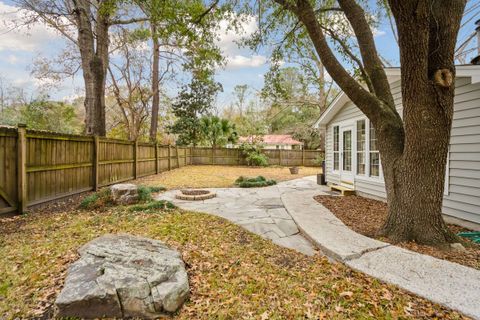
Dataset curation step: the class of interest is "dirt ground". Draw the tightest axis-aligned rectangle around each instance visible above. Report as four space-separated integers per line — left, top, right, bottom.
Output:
314 195 480 270
135 165 321 189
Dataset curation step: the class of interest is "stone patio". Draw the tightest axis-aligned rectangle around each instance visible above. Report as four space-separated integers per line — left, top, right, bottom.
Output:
157 176 327 255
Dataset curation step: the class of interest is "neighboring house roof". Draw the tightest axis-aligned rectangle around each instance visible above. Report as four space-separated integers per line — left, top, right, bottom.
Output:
239 135 303 145
313 65 480 128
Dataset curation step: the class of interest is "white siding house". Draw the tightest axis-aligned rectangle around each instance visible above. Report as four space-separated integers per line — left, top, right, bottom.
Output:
315 66 480 228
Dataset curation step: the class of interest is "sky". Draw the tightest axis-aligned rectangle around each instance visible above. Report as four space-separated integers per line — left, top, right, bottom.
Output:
0 0 479 110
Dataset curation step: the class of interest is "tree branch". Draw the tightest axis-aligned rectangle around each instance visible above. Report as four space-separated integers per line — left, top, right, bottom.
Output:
275 0 383 121
337 0 394 108
192 0 220 24
109 17 149 26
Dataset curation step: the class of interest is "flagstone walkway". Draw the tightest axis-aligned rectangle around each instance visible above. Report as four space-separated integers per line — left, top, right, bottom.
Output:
157 176 328 255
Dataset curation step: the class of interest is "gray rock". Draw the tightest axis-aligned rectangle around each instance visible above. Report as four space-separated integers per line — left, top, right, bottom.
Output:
450 242 467 252
55 234 189 319
110 183 139 205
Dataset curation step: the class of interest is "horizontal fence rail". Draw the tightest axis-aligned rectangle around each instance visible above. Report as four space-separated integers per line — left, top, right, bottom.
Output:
0 126 323 214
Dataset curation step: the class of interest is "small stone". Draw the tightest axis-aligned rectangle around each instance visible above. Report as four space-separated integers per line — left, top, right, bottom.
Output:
450 242 467 252
55 234 189 319
110 183 139 205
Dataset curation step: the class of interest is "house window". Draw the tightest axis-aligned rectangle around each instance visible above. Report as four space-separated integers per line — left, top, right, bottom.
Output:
356 120 366 175
369 125 380 177
333 126 339 170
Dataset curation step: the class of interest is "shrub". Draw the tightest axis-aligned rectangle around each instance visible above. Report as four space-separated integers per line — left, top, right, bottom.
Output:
79 188 113 210
246 152 268 167
137 186 154 203
235 176 277 188
128 200 176 213
312 153 325 166
239 142 269 167
148 186 167 193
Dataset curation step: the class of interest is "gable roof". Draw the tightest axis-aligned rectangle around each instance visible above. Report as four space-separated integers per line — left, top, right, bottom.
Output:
314 65 480 128
239 135 303 145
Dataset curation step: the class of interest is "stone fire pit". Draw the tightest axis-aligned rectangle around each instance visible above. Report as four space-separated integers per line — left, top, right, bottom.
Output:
176 189 216 201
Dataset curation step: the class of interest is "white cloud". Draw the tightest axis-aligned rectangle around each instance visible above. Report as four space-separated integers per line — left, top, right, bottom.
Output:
216 15 257 56
6 54 19 64
0 2 63 52
226 54 267 69
374 29 386 37
216 15 267 70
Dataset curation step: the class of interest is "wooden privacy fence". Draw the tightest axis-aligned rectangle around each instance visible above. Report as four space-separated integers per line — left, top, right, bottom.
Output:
190 147 323 167
0 126 323 214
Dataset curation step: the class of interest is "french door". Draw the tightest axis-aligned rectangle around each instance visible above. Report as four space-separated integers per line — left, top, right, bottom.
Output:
340 125 354 187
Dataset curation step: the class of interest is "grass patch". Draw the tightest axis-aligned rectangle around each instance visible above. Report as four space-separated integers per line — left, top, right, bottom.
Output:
0 207 466 319
235 176 277 188
128 200 176 213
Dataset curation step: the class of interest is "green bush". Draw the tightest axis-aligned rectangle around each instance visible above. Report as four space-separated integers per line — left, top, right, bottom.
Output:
246 152 268 167
239 142 269 167
128 200 176 213
137 186 154 203
235 176 276 188
148 186 167 193
79 188 113 210
312 154 325 166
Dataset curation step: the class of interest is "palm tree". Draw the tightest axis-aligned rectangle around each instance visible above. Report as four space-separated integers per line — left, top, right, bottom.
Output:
200 116 238 148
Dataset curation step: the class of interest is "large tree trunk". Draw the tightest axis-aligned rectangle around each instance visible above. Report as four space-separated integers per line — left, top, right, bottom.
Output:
73 0 108 136
277 0 466 244
150 24 160 142
379 0 465 244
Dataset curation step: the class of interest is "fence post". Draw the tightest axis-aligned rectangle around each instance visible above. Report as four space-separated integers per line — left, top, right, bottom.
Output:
175 145 180 168
302 148 305 166
17 124 27 213
190 146 193 165
93 136 100 191
168 145 171 170
155 142 159 174
237 148 240 165
133 140 138 179
279 149 282 166
212 147 215 165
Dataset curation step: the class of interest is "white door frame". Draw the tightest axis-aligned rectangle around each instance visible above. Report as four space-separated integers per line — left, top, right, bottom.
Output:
340 125 354 187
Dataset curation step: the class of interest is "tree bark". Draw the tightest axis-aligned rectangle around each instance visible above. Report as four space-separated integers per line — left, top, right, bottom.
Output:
275 0 466 244
73 0 109 136
379 0 465 244
149 24 160 141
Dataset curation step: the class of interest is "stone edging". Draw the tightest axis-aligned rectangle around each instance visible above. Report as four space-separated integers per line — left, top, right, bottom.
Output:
175 190 216 201
281 189 480 320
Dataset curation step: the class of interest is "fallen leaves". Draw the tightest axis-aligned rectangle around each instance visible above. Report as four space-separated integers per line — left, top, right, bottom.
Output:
0 193 469 319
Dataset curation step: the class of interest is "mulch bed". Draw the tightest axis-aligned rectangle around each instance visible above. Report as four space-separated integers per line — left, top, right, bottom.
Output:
314 195 480 270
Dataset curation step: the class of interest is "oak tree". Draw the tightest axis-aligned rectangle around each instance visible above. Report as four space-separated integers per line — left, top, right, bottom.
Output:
261 0 466 244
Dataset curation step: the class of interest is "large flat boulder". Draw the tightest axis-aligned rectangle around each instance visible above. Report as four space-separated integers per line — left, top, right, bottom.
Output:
55 234 189 319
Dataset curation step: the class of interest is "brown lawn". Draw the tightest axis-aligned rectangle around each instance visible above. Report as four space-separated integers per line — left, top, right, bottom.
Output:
135 165 321 189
